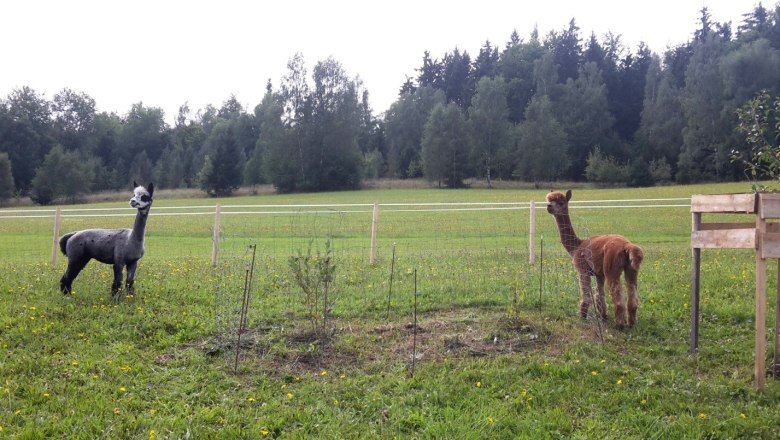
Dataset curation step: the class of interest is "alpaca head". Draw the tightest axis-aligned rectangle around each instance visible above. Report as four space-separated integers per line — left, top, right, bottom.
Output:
545 190 572 216
130 181 154 211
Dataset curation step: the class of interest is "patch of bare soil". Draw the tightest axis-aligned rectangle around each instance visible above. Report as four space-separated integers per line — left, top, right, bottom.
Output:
198 310 553 377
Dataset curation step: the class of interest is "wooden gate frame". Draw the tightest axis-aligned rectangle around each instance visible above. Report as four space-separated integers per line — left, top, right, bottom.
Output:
691 193 780 389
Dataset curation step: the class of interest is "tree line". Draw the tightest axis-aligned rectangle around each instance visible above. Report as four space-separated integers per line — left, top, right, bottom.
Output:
1 4 779 204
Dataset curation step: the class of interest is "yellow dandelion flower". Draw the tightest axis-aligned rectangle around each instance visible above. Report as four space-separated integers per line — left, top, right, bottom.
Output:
334 399 339 406
149 430 155 440
119 387 126 393
591 371 599 376
476 381 482 388
43 393 50 398
287 392 293 399
71 361 78 367
641 399 647 405
321 370 327 376
150 409 157 415
261 428 270 436
521 389 527 397
740 413 747 419
487 417 494 424
699 413 707 420
616 379 623 385
114 408 121 415
340 374 346 379
248 397 256 402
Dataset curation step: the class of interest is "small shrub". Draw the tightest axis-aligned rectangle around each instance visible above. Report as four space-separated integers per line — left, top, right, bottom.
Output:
649 157 673 184
585 147 629 184
288 239 336 337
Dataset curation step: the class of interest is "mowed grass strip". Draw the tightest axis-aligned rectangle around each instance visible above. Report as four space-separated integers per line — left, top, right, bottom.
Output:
1 182 780 438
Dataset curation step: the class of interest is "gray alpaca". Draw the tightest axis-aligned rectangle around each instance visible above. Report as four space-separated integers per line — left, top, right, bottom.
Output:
59 182 154 296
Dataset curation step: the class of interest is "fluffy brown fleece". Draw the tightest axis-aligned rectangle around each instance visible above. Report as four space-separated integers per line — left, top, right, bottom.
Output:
545 190 644 329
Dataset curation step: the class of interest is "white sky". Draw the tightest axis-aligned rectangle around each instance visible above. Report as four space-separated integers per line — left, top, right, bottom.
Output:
1 0 759 123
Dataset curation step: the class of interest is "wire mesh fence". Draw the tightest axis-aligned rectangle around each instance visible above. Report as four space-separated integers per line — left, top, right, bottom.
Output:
0 198 692 328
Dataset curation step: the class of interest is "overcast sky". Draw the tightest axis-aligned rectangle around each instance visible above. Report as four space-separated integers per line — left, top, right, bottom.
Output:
1 0 759 123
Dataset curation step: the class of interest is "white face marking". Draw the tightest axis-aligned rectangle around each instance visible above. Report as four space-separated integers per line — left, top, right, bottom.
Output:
129 187 152 209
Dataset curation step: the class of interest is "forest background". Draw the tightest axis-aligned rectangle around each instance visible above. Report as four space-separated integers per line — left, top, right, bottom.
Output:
1 5 779 203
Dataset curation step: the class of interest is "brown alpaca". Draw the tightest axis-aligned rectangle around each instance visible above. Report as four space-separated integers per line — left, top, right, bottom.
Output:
545 190 644 329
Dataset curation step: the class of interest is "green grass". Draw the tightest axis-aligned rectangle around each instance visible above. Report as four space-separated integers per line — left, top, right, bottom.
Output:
2 182 780 438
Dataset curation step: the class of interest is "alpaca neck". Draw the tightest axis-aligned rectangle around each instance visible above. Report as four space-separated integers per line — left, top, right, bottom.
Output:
130 209 149 242
553 212 582 254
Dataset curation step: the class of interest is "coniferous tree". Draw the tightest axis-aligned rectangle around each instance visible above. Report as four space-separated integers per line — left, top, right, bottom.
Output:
197 121 245 196
636 55 685 170
499 29 545 123
546 19 582 83
678 34 731 182
417 51 443 89
472 40 500 84
441 48 473 108
556 62 617 179
513 95 570 181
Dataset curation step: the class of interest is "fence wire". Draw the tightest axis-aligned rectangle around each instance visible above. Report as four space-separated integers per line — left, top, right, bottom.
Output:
0 199 690 326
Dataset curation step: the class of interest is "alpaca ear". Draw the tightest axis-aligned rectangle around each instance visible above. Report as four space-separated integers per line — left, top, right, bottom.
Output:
133 180 138 188
565 190 572 201
147 183 154 196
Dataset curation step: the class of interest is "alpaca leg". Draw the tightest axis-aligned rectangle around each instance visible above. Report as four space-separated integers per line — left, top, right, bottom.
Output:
607 278 627 329
125 260 138 294
595 275 608 321
625 268 639 327
111 264 123 297
577 272 593 319
60 259 88 294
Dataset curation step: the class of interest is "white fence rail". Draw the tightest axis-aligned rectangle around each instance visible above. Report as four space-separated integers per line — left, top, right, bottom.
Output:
0 198 692 266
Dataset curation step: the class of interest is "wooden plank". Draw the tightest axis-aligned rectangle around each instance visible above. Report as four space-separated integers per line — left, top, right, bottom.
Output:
699 222 756 231
760 232 780 258
691 228 756 249
759 193 780 219
691 193 756 213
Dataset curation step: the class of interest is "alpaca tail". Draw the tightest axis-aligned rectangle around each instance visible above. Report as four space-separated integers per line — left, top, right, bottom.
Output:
627 244 644 271
59 232 75 256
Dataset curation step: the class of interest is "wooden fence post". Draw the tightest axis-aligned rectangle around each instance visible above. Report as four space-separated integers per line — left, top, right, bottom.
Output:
529 201 536 265
51 208 62 267
775 265 780 378
690 211 701 353
370 202 379 265
212 204 221 267
755 205 767 390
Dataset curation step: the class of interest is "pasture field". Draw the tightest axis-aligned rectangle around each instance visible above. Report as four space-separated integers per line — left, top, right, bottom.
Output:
2 182 780 438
